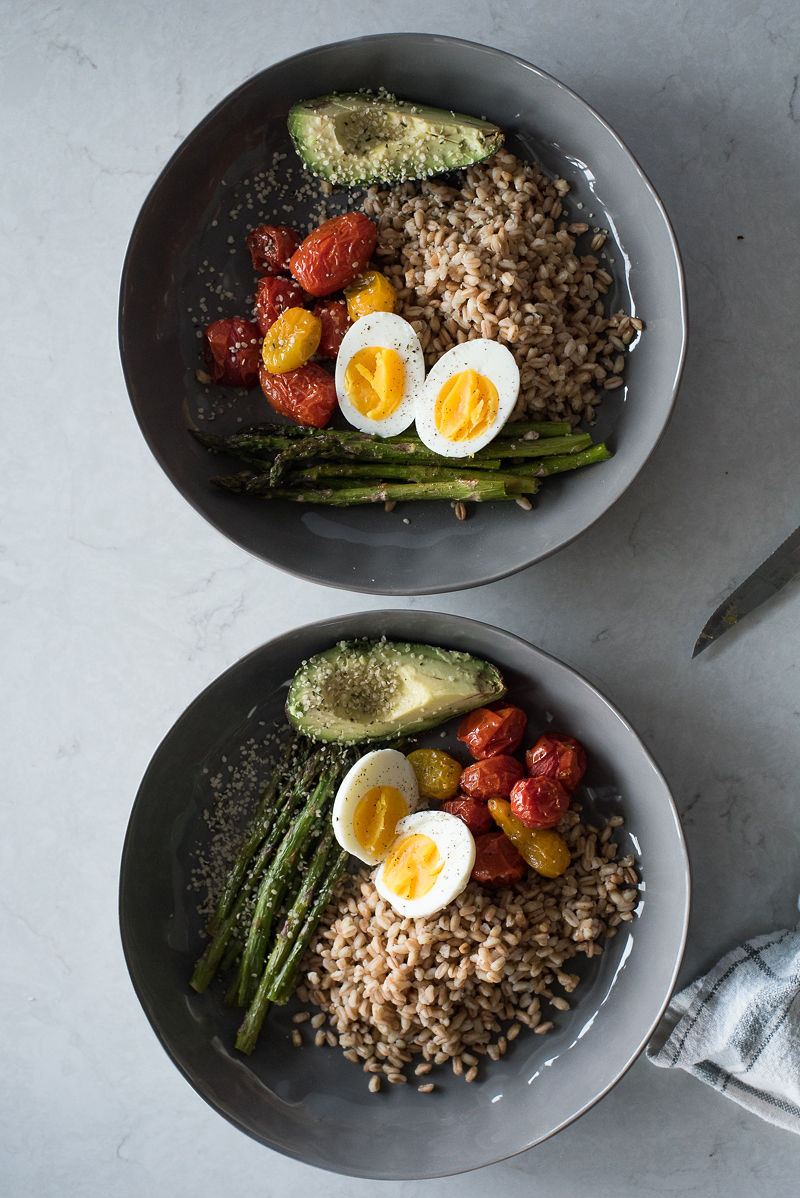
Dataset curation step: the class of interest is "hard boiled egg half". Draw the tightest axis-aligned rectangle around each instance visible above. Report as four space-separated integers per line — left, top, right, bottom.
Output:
332 748 476 918
332 748 420 866
335 312 424 437
415 339 520 456
373 810 476 919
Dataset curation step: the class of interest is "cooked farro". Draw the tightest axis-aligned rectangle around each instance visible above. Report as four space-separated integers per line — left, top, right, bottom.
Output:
362 149 639 425
296 805 638 1089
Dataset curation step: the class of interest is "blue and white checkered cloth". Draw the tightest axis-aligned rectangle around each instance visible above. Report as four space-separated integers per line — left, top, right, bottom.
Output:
647 905 800 1135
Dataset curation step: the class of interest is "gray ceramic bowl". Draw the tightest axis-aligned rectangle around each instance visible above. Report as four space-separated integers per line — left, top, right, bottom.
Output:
118 33 686 595
119 610 690 1178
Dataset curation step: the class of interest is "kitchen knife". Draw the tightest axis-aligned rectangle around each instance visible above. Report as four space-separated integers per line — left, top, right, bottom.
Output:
693 523 800 657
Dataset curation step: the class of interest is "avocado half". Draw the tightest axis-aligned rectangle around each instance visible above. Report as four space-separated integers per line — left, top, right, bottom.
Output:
287 91 504 187
286 638 506 743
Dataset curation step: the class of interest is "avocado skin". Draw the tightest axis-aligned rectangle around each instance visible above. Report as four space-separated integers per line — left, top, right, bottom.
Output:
286 638 506 744
287 92 504 186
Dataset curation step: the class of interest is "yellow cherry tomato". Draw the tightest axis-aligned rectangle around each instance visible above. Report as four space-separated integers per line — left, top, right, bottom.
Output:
261 307 321 374
406 748 462 802
344 270 396 321
487 797 571 878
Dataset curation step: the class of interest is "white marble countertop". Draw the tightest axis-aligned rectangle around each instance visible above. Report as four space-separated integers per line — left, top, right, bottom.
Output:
4 1 800 1193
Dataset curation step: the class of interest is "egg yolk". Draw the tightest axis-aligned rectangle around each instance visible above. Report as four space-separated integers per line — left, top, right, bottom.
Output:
353 785 409 857
435 369 499 441
344 346 406 421
381 833 442 901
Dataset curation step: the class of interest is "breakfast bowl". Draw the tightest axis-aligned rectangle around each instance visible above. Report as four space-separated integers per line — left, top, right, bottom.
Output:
119 609 690 1178
118 33 686 595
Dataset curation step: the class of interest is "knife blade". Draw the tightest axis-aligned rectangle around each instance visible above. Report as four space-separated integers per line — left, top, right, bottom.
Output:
693 523 800 657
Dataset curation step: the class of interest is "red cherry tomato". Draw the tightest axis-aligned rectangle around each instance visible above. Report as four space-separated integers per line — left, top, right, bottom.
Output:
459 755 524 800
471 832 527 887
289 212 377 297
509 775 571 829
313 298 351 359
441 795 495 836
203 317 262 388
525 734 588 794
258 361 337 428
253 276 307 336
246 223 301 275
457 704 528 759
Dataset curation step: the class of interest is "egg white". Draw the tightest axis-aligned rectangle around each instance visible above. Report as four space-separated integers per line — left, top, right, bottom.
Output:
415 339 520 457
331 748 420 866
334 312 424 437
374 809 476 918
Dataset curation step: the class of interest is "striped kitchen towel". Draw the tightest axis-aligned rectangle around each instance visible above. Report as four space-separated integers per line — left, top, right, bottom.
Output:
647 906 800 1135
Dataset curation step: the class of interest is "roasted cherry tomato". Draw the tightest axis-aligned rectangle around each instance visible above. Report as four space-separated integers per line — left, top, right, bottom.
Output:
457 703 527 759
488 798 571 878
344 270 396 320
261 307 322 374
258 361 337 428
526 734 587 794
253 276 306 336
313 298 351 359
471 831 527 887
203 317 262 388
289 211 377 297
441 795 495 837
406 749 462 801
509 775 571 829
459 755 523 800
246 223 301 275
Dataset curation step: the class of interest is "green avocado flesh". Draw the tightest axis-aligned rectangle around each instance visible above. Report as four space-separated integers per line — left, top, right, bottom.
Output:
286 639 507 743
287 92 504 186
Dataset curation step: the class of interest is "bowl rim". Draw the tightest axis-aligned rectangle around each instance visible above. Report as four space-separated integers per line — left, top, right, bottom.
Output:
119 608 691 1177
117 32 687 596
